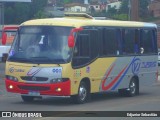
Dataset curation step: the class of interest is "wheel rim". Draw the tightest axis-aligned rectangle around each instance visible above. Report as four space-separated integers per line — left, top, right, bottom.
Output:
130 81 136 94
79 84 87 101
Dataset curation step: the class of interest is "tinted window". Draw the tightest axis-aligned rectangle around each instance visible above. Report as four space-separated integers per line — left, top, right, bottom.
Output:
74 33 90 57
122 29 135 54
89 29 99 59
141 29 156 54
103 28 119 56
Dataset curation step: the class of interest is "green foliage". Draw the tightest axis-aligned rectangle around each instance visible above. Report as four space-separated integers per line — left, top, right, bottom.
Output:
30 0 47 16
119 0 129 14
4 6 15 24
4 0 48 24
4 0 155 24
34 10 48 19
63 0 72 4
106 7 117 17
105 0 129 20
113 14 128 20
14 3 30 24
101 0 155 21
91 11 106 17
139 0 150 19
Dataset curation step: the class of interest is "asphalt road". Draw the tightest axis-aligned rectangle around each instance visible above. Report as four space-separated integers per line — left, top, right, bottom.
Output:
0 63 160 120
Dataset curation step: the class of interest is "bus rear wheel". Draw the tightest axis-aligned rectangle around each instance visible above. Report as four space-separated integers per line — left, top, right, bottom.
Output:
118 78 139 97
21 95 34 102
72 81 90 104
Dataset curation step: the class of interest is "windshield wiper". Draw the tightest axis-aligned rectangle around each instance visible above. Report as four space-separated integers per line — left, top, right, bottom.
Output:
30 57 53 61
8 57 35 63
30 57 60 64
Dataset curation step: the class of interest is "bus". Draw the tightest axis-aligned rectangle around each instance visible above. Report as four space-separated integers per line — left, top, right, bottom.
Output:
0 25 18 62
3 13 158 104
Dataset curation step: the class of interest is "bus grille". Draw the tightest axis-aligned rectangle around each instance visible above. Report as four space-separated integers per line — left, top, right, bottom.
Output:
18 85 50 91
21 76 48 82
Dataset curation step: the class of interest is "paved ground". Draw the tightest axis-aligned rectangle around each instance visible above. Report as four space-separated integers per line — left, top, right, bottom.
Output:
0 63 160 120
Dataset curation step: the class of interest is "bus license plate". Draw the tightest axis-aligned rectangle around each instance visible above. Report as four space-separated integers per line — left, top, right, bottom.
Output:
28 91 40 96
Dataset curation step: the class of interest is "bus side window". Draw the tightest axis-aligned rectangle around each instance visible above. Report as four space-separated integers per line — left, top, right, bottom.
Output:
152 29 158 53
89 29 99 59
103 28 119 56
140 29 155 54
122 29 135 55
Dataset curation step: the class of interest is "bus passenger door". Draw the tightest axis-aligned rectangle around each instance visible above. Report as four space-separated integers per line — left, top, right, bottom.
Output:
72 28 101 93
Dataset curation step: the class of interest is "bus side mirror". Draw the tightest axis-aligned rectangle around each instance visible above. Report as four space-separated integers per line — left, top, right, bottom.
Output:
68 35 75 48
2 32 7 45
68 27 83 48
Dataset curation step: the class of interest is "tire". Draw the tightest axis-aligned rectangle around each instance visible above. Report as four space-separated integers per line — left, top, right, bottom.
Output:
21 95 34 102
72 81 90 104
118 78 139 97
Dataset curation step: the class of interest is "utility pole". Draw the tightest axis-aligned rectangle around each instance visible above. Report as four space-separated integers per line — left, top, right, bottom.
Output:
128 0 131 20
131 0 139 21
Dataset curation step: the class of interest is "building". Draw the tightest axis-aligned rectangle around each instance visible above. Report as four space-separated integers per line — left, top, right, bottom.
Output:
106 0 121 11
89 0 107 12
89 3 101 12
64 3 88 12
149 0 160 17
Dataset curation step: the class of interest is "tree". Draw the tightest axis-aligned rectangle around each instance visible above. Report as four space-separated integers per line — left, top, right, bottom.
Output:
4 3 30 24
113 14 128 20
63 0 72 4
104 0 130 20
29 0 48 18
119 0 129 14
139 0 150 18
4 0 48 24
106 7 117 17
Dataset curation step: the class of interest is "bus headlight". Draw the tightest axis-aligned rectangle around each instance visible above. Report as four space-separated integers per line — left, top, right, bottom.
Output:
6 75 18 82
50 78 69 83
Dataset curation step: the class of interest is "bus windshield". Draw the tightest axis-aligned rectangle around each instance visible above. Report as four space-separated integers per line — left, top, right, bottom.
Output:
8 26 73 64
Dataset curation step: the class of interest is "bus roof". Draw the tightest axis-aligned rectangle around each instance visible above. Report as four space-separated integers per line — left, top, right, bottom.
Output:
21 16 157 28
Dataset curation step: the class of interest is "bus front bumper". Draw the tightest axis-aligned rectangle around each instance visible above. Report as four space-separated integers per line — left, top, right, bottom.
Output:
5 79 71 96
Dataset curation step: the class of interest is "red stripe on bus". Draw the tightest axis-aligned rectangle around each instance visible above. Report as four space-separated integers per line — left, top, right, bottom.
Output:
102 65 127 91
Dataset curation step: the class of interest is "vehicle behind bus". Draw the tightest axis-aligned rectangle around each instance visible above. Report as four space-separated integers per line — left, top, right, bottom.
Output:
0 25 18 62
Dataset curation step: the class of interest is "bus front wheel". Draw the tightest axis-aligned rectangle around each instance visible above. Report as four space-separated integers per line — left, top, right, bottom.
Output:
21 95 34 102
72 81 90 104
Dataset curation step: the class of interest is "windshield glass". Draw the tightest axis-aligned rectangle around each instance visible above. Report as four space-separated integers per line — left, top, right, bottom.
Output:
8 26 73 64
